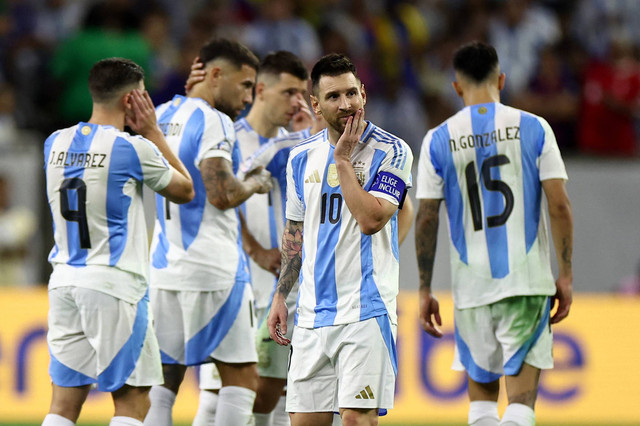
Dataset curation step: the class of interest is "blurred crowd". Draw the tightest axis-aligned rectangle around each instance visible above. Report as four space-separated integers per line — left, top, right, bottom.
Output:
1 0 640 285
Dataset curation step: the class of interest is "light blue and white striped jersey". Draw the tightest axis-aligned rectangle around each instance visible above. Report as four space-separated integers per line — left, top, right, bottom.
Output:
416 102 567 309
235 118 310 309
286 122 413 328
150 95 250 291
45 123 174 304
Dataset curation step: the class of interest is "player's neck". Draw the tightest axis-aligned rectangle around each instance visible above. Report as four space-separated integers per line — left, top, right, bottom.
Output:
327 126 342 146
188 86 215 109
88 106 125 131
245 104 279 138
463 87 500 106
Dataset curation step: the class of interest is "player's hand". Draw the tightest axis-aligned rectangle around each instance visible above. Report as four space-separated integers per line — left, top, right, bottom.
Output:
184 57 206 95
419 288 443 338
291 97 314 132
245 166 272 194
334 108 365 162
268 293 290 345
125 89 160 137
550 275 572 324
253 247 281 276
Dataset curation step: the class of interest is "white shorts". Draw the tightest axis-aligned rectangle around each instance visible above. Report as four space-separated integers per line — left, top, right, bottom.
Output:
47 287 163 392
198 300 296 390
150 280 257 366
286 315 397 413
453 296 553 383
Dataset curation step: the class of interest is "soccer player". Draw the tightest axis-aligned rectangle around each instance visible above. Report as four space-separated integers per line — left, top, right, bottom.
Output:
268 53 413 426
42 58 194 426
194 50 314 426
414 41 573 426
143 39 271 426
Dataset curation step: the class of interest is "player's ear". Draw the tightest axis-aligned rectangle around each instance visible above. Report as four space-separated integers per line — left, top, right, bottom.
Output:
254 81 266 99
208 66 222 86
498 72 506 91
360 83 366 106
310 95 321 116
452 81 463 98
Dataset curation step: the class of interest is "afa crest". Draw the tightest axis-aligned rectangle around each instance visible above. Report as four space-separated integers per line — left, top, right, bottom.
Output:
327 164 339 187
353 160 366 187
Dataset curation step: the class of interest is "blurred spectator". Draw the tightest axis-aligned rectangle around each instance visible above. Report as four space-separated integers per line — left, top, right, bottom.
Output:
577 35 640 156
366 73 428 154
49 0 151 126
488 0 561 101
141 6 179 101
0 82 18 146
0 174 36 286
243 0 321 67
511 43 580 152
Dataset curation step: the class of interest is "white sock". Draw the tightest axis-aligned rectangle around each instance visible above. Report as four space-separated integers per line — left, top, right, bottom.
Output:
500 403 535 426
110 417 143 426
143 385 176 426
42 414 75 426
192 390 219 426
253 412 273 426
215 386 257 426
469 400 500 425
271 395 289 426
332 413 342 426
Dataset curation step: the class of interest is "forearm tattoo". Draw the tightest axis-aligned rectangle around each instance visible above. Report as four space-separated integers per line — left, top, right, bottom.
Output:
561 237 572 268
201 158 240 206
415 200 440 292
276 220 303 298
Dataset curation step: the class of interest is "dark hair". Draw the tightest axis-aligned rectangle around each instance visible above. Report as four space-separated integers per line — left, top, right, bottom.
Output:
88 58 145 103
199 38 259 72
311 53 358 95
259 51 308 81
453 41 500 83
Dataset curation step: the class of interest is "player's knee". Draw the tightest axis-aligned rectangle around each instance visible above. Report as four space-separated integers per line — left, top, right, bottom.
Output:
340 408 378 426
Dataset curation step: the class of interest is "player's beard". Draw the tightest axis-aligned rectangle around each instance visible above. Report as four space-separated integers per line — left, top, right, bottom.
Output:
215 98 239 120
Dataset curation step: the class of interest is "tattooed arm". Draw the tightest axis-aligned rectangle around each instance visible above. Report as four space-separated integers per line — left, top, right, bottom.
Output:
542 179 573 324
268 219 303 345
415 198 443 337
200 157 272 210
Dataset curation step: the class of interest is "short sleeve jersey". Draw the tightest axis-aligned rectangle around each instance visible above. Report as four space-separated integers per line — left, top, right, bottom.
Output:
416 102 567 309
235 118 310 309
45 123 173 304
286 122 413 328
150 95 250 291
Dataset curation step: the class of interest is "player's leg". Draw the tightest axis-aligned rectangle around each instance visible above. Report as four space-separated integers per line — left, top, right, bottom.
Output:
289 412 333 426
335 316 397 426
111 385 151 424
254 377 287 424
452 305 502 426
467 378 500 426
192 363 221 426
144 289 188 426
43 384 91 425
496 296 553 426
211 283 259 426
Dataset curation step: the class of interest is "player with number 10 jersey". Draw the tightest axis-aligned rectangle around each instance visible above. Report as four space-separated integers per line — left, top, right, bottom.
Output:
286 123 413 328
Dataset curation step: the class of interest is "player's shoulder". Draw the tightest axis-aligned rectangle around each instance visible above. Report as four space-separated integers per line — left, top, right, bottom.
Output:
365 122 411 153
289 128 326 157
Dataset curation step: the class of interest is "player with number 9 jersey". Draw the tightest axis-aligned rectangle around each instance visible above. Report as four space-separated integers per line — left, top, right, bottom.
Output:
416 102 568 309
286 123 413 329
45 123 174 304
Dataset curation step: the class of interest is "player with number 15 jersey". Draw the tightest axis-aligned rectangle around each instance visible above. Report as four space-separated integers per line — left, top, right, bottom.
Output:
416 102 567 309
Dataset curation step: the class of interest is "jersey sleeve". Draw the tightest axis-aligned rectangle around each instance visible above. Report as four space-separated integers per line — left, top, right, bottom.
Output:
134 136 174 192
239 130 304 177
368 138 414 206
538 117 568 181
195 111 236 167
415 129 445 199
285 151 305 221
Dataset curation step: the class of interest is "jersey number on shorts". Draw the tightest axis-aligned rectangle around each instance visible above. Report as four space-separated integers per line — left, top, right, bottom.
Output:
60 177 91 248
464 154 514 231
320 193 342 224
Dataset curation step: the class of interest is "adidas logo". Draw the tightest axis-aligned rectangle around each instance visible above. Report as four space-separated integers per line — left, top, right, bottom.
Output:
355 385 375 400
305 170 321 183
